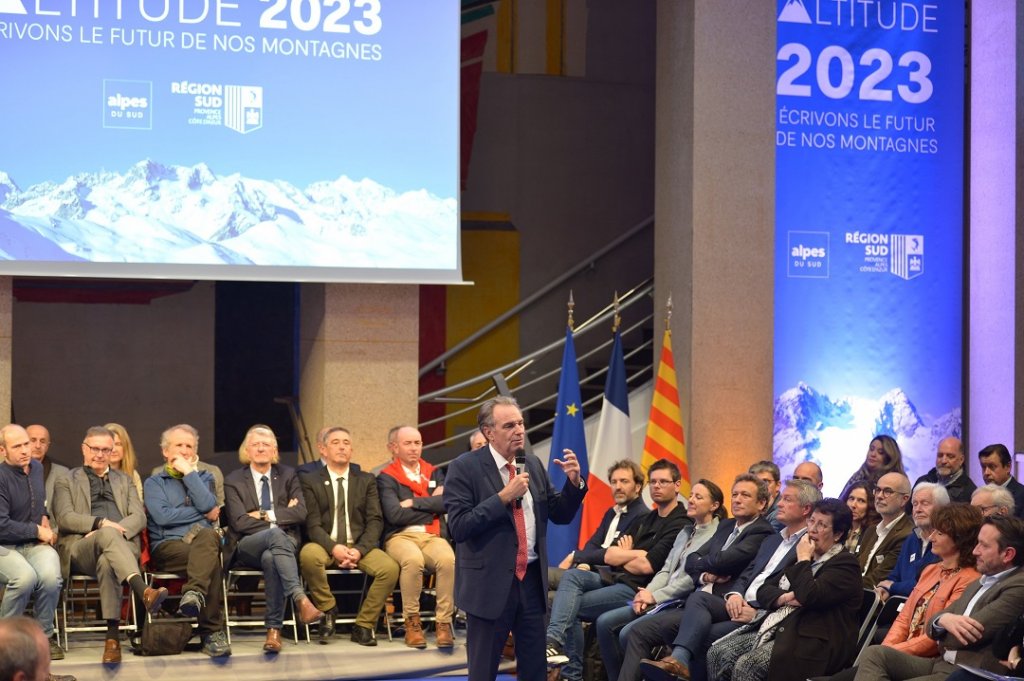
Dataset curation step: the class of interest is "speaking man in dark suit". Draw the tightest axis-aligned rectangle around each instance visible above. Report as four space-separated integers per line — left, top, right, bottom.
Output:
856 515 1024 680
299 426 398 646
978 444 1024 519
223 424 324 653
444 396 587 681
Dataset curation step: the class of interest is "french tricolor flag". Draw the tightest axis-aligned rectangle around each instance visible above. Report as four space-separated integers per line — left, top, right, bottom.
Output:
579 330 631 546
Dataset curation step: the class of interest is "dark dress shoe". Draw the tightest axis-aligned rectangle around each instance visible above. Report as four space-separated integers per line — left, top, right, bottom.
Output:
350 624 377 646
295 596 325 625
142 586 169 615
101 638 122 664
638 656 690 681
263 628 283 653
318 608 337 644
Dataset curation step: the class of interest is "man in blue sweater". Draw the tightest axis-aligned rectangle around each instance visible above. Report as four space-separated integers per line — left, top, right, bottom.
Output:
0 425 64 661
144 424 230 657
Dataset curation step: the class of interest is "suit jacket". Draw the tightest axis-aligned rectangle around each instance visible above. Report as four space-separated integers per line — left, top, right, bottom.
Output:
43 461 70 517
574 495 648 565
52 466 146 579
300 464 384 558
882 561 980 657
376 464 447 543
757 550 863 681
928 566 1024 672
443 446 586 620
1005 477 1024 519
684 517 776 595
858 513 914 588
727 528 804 606
645 517 720 602
224 464 307 554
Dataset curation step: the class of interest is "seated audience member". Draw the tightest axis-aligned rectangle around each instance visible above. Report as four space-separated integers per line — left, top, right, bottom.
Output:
151 443 225 508
911 437 976 507
224 424 325 654
704 498 862 681
552 459 647 587
466 428 487 451
0 426 63 661
844 481 880 557
854 515 1024 681
144 424 230 657
26 425 68 519
595 479 727 681
819 503 984 681
977 443 1024 518
840 435 905 501
52 426 168 664
296 427 332 475
377 425 454 649
858 472 914 588
0 615 77 681
636 479 820 681
299 426 398 647
944 610 1024 681
972 483 1015 518
793 461 824 490
544 459 692 679
874 482 949 601
749 461 782 531
104 423 142 502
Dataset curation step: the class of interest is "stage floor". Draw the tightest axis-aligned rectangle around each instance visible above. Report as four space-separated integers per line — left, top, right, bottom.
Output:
48 629 516 681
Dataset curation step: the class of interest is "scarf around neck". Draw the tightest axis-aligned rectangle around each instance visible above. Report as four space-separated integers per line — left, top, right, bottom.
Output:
382 458 440 535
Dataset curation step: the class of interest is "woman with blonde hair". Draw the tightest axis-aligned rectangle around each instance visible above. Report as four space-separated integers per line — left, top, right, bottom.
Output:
840 435 905 502
105 422 143 500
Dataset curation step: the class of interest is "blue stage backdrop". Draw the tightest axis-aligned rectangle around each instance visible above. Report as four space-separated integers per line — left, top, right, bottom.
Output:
773 0 964 496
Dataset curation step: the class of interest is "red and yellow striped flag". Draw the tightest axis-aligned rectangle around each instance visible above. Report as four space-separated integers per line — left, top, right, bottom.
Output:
641 330 690 497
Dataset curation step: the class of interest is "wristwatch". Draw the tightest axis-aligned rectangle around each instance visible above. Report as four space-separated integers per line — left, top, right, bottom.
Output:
259 510 268 522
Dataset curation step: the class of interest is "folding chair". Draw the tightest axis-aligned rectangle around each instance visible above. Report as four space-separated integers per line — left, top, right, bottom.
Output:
222 568 298 645
58 574 138 650
303 568 393 642
853 593 905 667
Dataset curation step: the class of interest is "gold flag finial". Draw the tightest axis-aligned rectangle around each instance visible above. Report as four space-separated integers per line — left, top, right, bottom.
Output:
612 291 621 333
665 294 673 332
567 290 575 331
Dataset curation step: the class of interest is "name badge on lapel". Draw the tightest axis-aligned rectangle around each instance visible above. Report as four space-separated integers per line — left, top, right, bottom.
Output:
876 555 884 564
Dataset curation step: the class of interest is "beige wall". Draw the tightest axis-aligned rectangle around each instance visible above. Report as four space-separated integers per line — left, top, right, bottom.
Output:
656 0 776 485
11 282 215 471
299 284 419 471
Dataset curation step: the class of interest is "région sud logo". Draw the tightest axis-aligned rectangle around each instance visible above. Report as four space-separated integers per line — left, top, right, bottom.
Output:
171 81 263 134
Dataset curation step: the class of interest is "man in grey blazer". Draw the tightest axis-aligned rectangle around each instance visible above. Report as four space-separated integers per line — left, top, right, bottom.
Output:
52 426 168 664
856 515 1024 680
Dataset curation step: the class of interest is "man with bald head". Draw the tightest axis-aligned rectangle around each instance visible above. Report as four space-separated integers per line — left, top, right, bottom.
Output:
0 425 63 661
912 436 977 505
793 461 824 490
26 425 69 516
377 425 454 649
858 471 914 588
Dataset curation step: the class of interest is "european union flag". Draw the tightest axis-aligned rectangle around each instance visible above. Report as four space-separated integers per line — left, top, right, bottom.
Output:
547 326 589 566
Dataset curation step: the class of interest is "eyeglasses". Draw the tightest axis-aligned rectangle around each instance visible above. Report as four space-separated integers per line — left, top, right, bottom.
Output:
83 444 113 456
649 479 677 487
872 486 907 498
807 520 833 532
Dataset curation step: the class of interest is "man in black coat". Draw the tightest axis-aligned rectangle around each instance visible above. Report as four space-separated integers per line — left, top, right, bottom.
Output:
978 443 1024 518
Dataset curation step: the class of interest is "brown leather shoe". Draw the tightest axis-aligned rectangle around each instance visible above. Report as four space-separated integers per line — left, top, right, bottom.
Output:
435 621 454 649
263 628 282 653
638 656 690 681
294 595 325 625
101 638 121 664
142 586 169 615
404 613 426 648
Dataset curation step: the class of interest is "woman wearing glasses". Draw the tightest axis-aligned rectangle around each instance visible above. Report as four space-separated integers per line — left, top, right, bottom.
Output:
705 498 862 681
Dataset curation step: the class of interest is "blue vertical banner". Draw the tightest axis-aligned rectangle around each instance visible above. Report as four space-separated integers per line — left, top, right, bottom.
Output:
773 0 964 495
547 327 590 566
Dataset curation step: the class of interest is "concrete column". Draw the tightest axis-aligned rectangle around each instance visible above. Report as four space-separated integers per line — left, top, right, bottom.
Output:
655 1 775 483
299 284 419 470
0 277 10 423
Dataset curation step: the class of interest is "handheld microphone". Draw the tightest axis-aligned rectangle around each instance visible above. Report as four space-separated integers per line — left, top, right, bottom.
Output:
514 448 526 507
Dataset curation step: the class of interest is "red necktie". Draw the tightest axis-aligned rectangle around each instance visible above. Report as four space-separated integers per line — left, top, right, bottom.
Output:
507 463 528 580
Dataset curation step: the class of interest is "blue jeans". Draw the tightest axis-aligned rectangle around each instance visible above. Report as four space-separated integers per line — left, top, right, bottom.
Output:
234 528 302 629
0 544 62 637
546 568 635 681
594 604 642 681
